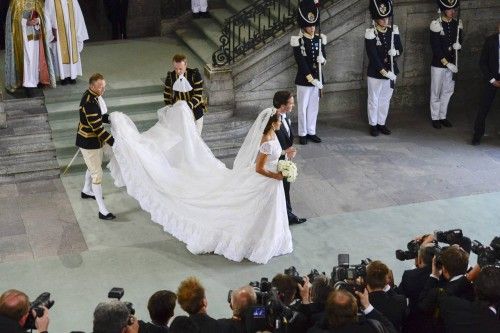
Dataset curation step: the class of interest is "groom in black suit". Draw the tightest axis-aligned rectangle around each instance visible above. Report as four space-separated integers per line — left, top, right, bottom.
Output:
273 91 307 225
472 23 500 145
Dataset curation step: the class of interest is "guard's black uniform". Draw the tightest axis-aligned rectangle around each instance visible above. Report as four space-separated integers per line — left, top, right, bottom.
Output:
365 26 403 80
163 68 205 120
292 33 326 86
75 89 113 149
430 18 463 68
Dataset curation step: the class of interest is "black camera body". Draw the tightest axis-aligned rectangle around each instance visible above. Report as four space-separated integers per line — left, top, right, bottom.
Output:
284 266 305 286
23 292 54 330
471 237 500 268
108 287 135 325
395 239 425 261
330 254 371 296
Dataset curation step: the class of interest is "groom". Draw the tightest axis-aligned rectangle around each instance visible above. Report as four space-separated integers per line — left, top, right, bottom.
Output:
273 91 307 225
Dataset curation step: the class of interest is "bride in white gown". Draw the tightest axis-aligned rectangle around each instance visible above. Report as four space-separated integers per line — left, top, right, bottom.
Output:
108 101 293 264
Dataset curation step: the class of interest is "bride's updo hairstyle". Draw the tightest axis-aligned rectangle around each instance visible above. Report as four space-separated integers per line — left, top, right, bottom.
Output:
263 113 281 134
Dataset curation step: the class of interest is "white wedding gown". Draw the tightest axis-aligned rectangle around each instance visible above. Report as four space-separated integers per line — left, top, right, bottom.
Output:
108 101 293 264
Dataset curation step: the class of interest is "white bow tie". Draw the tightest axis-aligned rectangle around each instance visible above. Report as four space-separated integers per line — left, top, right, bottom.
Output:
172 74 193 92
98 96 108 115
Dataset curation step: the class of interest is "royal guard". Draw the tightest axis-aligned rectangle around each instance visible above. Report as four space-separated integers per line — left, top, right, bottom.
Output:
429 0 463 129
291 0 327 145
365 0 403 136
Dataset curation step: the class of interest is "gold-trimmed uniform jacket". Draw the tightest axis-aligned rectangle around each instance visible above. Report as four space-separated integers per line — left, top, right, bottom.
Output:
75 89 113 149
163 68 206 120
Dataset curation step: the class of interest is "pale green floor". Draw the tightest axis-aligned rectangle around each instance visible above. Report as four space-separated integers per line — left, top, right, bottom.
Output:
1 172 499 332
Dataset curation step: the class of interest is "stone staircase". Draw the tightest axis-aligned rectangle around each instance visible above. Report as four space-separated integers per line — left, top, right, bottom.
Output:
45 84 252 174
172 0 300 64
0 97 60 184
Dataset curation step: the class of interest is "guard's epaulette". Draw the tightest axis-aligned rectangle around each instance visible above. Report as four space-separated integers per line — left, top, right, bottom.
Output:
392 24 400 35
320 33 327 45
430 19 443 33
290 35 301 47
365 28 376 40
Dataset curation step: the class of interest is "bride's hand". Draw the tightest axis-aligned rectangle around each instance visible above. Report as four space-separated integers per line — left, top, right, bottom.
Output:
285 147 297 159
275 172 284 181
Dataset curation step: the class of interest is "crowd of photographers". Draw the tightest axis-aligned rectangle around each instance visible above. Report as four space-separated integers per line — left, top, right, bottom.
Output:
0 230 499 333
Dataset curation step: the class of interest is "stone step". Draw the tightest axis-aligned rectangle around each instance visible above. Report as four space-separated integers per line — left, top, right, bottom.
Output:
0 131 53 155
191 18 223 46
174 27 218 64
0 158 59 176
210 8 234 26
6 106 48 120
3 96 44 111
46 92 164 122
0 168 60 185
0 150 57 167
0 117 51 137
44 84 164 104
224 0 251 13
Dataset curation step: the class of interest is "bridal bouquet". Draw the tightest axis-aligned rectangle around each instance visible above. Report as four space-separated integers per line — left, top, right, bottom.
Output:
278 160 298 182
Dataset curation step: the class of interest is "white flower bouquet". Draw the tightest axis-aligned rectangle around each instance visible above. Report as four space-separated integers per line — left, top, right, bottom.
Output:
278 160 298 183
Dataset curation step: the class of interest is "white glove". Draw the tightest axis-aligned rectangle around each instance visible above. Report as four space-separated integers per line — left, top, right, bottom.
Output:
446 63 458 73
384 71 397 81
452 42 461 50
387 48 398 57
312 79 323 89
317 54 326 64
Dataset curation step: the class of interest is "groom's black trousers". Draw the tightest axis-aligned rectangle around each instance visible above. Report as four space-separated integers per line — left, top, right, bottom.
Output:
283 178 295 220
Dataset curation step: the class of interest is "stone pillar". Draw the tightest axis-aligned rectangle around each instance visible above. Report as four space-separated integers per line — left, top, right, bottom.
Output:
204 64 235 107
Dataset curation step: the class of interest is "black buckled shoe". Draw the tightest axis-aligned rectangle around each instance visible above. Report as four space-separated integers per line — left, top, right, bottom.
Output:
81 192 96 200
432 120 442 129
299 136 308 145
377 125 391 135
471 136 481 146
99 212 116 220
289 217 307 225
307 134 322 143
370 125 379 137
440 119 452 127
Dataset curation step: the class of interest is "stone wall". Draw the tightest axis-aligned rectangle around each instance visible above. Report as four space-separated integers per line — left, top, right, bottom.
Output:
229 0 500 120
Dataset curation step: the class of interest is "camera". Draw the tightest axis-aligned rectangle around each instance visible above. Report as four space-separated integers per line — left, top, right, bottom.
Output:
395 239 425 261
23 292 54 330
434 229 472 252
471 237 500 268
331 254 371 283
284 266 305 286
108 287 135 325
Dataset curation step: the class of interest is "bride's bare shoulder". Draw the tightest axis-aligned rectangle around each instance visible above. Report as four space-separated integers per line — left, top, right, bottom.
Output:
260 133 272 145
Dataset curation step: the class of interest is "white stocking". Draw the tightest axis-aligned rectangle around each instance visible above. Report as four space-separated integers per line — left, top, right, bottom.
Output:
92 183 110 215
82 170 93 195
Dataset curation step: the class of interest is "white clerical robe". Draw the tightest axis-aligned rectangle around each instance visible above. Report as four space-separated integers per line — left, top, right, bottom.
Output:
44 0 88 80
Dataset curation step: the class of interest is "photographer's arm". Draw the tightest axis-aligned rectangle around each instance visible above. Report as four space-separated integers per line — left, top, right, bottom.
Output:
466 264 481 282
125 315 139 333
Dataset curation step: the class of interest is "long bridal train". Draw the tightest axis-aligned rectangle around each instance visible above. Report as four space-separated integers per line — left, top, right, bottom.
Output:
108 101 292 264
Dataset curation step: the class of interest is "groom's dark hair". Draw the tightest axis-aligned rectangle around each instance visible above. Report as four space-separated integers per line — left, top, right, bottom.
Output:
273 91 292 108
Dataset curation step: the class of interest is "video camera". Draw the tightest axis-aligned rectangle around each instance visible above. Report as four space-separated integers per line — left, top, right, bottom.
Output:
331 254 371 295
108 287 135 324
471 237 500 268
236 276 300 333
23 292 55 331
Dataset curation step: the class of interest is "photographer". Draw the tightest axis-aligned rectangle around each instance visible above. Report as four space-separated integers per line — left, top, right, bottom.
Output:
93 300 139 333
217 286 257 333
271 273 309 332
366 261 407 332
308 289 397 333
0 289 50 333
303 275 332 327
397 242 435 332
139 290 176 333
418 246 474 332
176 277 221 332
438 265 500 333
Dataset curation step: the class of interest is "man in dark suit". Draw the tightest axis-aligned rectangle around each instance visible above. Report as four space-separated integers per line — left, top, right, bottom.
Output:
139 290 176 333
0 0 9 50
308 289 397 333
176 277 221 333
418 246 475 332
366 261 407 332
103 0 129 39
472 22 500 145
439 265 500 333
273 91 307 225
0 289 50 333
217 286 256 333
397 242 436 333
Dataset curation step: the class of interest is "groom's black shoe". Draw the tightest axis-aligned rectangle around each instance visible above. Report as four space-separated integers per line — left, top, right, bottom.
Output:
299 136 308 145
289 217 307 225
81 192 96 200
99 212 116 220
307 134 322 143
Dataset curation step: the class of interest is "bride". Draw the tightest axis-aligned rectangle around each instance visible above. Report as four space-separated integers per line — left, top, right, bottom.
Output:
108 101 293 264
